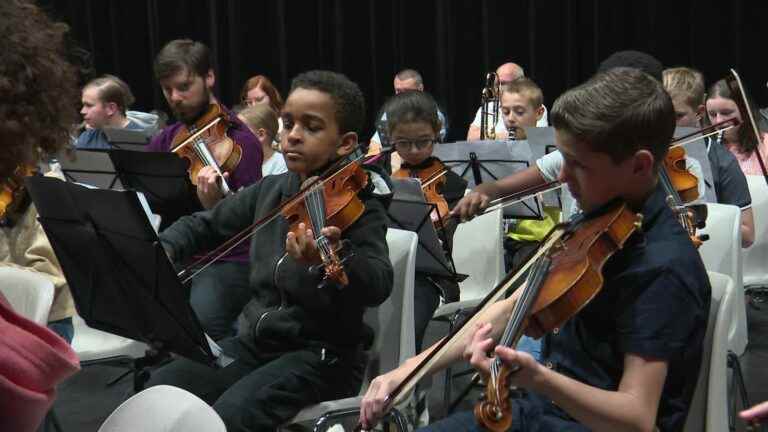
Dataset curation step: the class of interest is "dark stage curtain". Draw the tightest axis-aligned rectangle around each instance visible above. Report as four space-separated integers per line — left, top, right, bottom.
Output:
40 0 768 142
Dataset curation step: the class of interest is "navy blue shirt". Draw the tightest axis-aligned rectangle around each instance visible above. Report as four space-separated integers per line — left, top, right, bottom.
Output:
706 137 752 209
74 119 145 150
531 183 711 431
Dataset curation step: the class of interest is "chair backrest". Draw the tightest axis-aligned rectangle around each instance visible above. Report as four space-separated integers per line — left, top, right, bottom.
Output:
0 267 55 325
98 385 225 432
683 271 731 432
743 175 768 287
698 202 747 355
451 208 504 301
361 229 417 388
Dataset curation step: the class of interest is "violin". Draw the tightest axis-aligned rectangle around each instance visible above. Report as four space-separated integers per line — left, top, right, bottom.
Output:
171 103 242 196
392 158 451 228
659 152 708 248
0 165 35 227
280 157 368 287
177 151 369 289
474 200 642 431
662 146 699 204
660 118 740 247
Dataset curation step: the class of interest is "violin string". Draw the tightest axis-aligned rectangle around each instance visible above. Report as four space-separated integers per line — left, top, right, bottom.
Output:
306 185 332 263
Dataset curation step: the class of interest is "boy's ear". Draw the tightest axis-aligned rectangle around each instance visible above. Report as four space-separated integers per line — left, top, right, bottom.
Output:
336 131 359 157
205 69 216 90
105 101 119 117
632 149 655 177
535 105 545 121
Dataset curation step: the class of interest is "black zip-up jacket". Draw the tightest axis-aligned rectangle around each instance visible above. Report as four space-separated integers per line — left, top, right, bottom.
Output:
160 167 394 355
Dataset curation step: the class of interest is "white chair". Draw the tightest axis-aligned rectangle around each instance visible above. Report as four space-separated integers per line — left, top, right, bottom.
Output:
432 207 504 319
72 314 148 364
697 203 747 355
98 385 225 432
743 175 768 288
281 228 418 431
72 314 148 392
0 267 55 325
683 272 752 431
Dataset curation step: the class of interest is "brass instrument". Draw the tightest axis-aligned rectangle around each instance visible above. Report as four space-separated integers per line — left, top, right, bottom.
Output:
480 72 500 140
507 125 516 141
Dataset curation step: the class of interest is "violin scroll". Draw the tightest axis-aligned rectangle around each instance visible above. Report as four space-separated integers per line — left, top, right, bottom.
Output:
475 363 514 432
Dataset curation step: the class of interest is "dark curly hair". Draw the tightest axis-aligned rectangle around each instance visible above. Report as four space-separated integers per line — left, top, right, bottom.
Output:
290 70 365 136
0 0 79 183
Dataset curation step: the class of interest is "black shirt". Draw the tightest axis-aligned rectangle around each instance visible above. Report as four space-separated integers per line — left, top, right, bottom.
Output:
535 183 711 431
159 167 394 354
706 137 752 209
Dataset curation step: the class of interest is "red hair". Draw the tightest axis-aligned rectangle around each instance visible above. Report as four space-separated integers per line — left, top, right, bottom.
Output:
240 75 284 113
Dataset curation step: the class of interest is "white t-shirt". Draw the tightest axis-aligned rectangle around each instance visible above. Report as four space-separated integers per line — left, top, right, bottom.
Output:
535 151 578 220
535 150 707 218
262 152 288 177
470 103 549 136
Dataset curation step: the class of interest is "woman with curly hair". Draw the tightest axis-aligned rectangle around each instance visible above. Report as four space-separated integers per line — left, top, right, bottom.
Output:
0 2 81 428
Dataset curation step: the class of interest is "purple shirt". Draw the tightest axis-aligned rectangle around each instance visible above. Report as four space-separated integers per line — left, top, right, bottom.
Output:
148 106 263 262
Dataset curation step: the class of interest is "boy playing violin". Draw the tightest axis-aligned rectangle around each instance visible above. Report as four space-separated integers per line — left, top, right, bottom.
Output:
381 90 467 350
361 67 711 432
146 70 394 431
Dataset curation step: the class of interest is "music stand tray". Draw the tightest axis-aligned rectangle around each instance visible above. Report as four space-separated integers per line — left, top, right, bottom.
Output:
433 140 544 220
109 149 202 230
387 178 466 282
58 148 123 190
103 127 150 152
25 176 226 369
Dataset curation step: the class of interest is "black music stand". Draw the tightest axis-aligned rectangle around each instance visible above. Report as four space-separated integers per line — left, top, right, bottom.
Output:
433 140 545 220
109 149 202 230
102 127 151 152
387 178 466 283
25 177 230 389
58 148 123 190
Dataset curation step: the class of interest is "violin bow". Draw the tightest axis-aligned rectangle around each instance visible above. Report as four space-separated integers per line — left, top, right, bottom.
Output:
177 151 368 284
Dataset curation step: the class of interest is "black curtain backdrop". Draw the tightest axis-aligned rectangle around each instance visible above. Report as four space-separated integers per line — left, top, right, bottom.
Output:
40 0 768 142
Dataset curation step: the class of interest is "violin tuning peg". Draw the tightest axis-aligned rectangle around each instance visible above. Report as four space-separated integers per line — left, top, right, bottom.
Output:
633 214 644 229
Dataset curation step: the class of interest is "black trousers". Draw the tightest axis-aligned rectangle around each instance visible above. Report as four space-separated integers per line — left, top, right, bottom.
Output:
414 273 441 352
145 337 364 431
189 260 252 340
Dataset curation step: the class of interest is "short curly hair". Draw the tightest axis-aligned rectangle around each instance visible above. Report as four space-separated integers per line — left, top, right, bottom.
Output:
290 70 365 136
0 0 79 183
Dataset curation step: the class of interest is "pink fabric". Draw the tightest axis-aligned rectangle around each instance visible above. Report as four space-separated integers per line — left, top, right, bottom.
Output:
725 133 768 176
0 294 79 432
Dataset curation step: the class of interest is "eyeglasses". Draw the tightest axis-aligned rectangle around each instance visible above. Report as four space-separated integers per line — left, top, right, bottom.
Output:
392 138 435 151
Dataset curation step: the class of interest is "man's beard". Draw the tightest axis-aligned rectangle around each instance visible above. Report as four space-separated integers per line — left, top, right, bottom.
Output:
172 91 210 125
